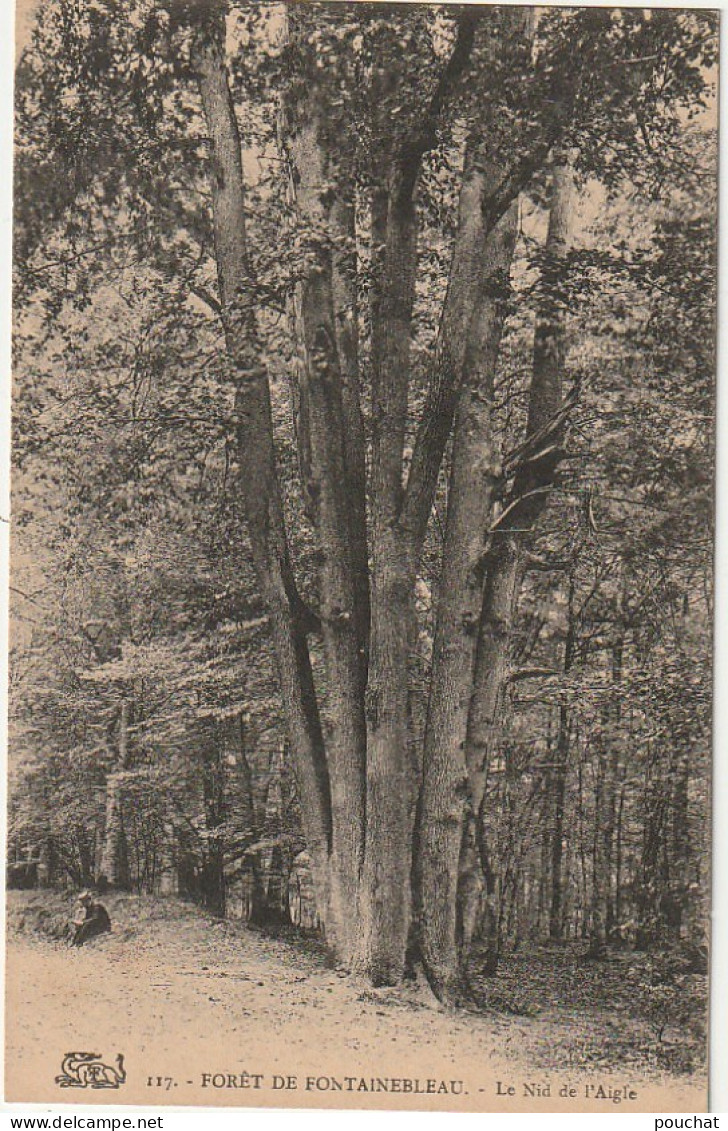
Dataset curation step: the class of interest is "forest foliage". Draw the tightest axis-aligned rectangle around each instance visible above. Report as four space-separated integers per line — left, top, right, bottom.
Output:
9 0 716 1003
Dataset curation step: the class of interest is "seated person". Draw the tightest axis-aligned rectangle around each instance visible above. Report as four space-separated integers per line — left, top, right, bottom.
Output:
70 890 111 946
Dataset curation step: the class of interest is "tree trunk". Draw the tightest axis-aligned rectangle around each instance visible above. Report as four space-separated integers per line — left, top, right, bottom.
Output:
285 103 367 965
188 3 587 989
191 13 334 940
158 817 178 896
576 738 589 938
589 752 609 957
77 829 96 889
358 80 475 976
358 16 505 983
400 6 534 548
459 163 575 978
200 718 226 919
331 191 370 683
360 528 417 983
100 696 130 889
37 837 55 888
415 193 518 1000
668 744 691 938
588 568 625 955
357 135 420 982
549 565 576 939
460 539 525 972
614 777 626 932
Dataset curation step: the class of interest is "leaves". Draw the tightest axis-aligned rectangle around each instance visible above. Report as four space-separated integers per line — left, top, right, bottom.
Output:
9 1 715 964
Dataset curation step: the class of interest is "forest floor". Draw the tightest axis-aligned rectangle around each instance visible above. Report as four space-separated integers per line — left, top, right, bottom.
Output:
4 891 707 1111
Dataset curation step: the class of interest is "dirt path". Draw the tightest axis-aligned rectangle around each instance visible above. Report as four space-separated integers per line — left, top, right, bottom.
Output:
4 898 705 1112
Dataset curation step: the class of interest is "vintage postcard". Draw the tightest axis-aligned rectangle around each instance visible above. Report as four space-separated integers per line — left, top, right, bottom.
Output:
4 0 718 1113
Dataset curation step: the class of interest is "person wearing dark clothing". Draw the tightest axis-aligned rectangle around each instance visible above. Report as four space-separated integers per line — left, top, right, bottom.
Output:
70 890 111 946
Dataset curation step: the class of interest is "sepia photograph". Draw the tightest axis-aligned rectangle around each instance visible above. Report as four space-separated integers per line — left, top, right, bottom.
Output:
4 0 718 1113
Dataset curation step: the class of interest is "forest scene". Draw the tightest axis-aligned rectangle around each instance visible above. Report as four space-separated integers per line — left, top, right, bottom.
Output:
6 0 717 1103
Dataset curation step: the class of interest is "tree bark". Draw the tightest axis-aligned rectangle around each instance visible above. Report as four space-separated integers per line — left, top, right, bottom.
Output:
191 12 334 935
360 172 419 982
589 750 609 956
414 196 518 999
188 3 586 987
100 696 130 889
588 567 626 955
331 192 369 684
284 100 367 963
357 15 481 981
401 140 510 549
158 816 178 897
231 714 270 925
458 163 575 977
549 564 576 939
200 718 226 918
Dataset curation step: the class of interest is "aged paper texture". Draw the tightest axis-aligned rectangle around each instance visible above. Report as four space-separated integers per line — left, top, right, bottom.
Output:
5 0 717 1113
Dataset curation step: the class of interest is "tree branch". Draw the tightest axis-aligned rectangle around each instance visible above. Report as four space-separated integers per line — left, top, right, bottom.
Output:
395 8 482 201
189 283 222 316
507 667 560 683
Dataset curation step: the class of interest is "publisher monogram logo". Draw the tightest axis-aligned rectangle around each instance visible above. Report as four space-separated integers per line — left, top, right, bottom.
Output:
55 1053 126 1090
